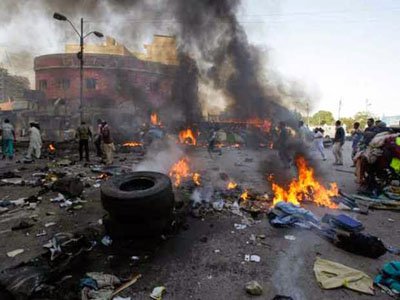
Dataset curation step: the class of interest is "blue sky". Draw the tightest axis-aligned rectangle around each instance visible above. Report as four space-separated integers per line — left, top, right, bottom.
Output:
239 0 400 118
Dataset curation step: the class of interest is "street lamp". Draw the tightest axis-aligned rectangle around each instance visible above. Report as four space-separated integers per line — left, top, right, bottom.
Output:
53 12 104 122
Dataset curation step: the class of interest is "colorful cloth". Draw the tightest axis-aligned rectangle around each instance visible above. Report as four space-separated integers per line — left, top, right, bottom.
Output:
374 261 400 294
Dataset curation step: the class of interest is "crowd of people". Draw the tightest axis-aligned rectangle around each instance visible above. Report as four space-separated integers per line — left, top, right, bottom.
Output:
0 119 115 165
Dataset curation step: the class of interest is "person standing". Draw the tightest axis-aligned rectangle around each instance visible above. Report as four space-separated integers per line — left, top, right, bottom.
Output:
101 121 114 165
313 127 326 161
277 121 291 168
298 120 309 143
94 119 103 157
332 120 345 165
25 122 42 160
76 121 92 162
207 127 222 157
350 122 363 166
1 119 16 160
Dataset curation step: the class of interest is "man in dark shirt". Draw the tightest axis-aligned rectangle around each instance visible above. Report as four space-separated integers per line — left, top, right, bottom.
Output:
76 121 92 162
332 120 345 165
277 121 291 168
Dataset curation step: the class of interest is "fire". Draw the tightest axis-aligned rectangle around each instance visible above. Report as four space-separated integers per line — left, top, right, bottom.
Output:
122 141 143 147
150 112 160 126
193 173 201 186
169 157 191 187
178 128 197 145
48 143 56 152
97 173 109 180
271 156 338 208
240 190 249 200
227 181 238 189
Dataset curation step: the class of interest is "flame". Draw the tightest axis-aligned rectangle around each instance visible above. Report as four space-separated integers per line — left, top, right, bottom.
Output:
150 112 160 126
227 181 238 189
193 172 201 186
169 157 191 187
271 156 338 208
240 190 249 201
122 141 143 147
179 128 197 145
48 144 56 152
97 173 109 180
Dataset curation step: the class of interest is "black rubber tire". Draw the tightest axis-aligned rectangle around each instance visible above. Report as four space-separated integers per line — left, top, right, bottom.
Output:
101 172 174 220
103 214 172 239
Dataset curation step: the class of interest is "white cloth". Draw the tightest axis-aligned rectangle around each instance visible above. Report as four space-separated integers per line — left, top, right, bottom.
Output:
1 123 14 140
313 132 325 159
26 127 42 159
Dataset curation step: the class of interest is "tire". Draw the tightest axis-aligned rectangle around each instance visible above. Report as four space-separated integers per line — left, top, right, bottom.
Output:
101 172 174 220
103 214 172 239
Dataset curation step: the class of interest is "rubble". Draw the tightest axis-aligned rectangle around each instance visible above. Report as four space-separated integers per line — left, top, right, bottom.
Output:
245 280 263 296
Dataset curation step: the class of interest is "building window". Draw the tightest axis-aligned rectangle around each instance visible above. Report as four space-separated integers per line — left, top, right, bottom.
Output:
39 80 47 90
57 79 70 90
86 78 97 89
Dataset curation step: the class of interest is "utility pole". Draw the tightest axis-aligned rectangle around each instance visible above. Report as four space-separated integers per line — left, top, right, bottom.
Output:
338 98 342 120
79 18 84 122
306 101 310 126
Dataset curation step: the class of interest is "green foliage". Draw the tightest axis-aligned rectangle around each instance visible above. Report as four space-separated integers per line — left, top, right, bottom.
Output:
309 110 335 126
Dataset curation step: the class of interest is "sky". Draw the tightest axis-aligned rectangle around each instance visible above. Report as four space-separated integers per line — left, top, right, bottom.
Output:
239 0 400 118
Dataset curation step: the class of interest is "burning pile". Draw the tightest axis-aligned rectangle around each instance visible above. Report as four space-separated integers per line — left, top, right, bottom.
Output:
150 112 161 126
178 128 197 145
270 156 338 208
169 157 201 187
122 142 143 147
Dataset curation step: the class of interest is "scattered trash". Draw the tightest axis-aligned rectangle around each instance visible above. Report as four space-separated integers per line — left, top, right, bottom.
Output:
36 230 47 237
150 286 166 300
131 256 140 261
234 223 247 230
7 249 24 257
214 249 221 253
314 257 374 295
388 218 395 222
50 193 66 203
111 274 141 298
212 199 225 211
245 280 263 296
245 254 261 262
52 177 84 197
12 221 34 231
44 222 56 228
284 235 296 241
101 235 113 246
272 295 294 300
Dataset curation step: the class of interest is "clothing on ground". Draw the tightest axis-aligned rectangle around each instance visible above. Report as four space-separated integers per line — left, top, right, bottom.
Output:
313 257 374 295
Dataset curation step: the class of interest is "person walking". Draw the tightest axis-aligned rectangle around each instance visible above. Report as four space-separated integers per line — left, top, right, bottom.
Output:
76 121 92 162
332 120 345 165
313 127 326 160
25 122 42 160
1 119 16 160
277 121 291 168
94 119 103 157
350 122 363 166
101 121 114 165
207 127 222 157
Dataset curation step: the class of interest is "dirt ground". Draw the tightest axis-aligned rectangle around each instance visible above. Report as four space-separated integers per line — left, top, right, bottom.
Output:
0 142 398 300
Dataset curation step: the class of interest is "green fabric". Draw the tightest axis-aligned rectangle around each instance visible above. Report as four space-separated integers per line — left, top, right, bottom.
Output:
390 158 400 174
396 137 400 146
76 126 91 140
375 261 400 293
2 139 14 158
314 257 374 295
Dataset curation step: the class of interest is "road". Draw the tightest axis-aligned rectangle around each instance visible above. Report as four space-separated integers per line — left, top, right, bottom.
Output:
0 141 398 299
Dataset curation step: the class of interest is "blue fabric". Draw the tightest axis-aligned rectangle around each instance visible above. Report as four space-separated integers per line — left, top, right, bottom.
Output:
80 277 98 290
269 202 320 229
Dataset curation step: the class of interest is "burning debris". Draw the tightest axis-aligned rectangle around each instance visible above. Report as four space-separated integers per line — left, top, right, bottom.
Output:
270 156 338 208
178 128 197 146
150 112 161 126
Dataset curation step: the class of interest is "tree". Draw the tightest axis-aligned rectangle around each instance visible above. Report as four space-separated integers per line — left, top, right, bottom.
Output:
353 111 372 129
341 117 355 133
309 110 335 126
